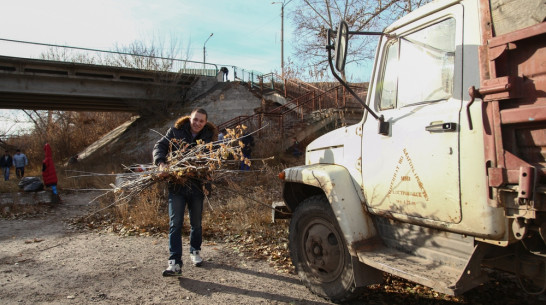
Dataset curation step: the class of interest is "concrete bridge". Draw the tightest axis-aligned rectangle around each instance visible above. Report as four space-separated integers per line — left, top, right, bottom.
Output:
0 55 220 113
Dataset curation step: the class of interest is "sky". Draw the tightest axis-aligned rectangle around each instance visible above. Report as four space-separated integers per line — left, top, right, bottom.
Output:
0 0 380 135
0 0 294 74
0 0 300 134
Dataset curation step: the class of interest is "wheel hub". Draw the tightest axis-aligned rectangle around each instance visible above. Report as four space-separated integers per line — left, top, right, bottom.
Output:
303 220 344 281
313 245 322 256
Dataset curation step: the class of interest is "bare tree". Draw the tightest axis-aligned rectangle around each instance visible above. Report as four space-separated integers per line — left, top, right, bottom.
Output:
289 0 432 79
39 33 192 73
17 110 132 161
20 35 194 161
110 34 191 71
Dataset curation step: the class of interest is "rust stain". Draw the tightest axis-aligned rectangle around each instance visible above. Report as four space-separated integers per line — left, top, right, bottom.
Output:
351 236 384 252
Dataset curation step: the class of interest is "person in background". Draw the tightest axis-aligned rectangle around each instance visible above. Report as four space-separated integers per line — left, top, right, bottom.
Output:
153 108 218 277
220 67 229 82
12 149 28 179
218 128 227 142
0 150 13 181
290 137 303 157
240 133 254 171
42 143 59 202
68 155 79 164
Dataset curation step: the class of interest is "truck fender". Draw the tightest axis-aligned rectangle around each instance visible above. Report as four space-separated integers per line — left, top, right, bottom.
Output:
283 164 377 255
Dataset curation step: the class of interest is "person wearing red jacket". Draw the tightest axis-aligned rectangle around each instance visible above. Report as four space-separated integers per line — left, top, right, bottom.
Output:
42 143 59 199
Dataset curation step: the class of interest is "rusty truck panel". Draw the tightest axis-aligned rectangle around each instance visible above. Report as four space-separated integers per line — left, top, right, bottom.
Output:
479 0 546 220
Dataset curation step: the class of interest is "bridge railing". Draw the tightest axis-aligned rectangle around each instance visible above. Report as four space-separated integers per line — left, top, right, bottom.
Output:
0 37 220 77
231 66 263 87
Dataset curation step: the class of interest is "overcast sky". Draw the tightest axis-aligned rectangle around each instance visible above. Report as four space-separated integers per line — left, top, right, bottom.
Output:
0 0 294 74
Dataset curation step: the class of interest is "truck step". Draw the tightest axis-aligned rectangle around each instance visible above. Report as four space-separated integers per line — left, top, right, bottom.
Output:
357 246 487 296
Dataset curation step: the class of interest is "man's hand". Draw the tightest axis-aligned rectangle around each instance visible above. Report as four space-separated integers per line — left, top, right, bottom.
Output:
157 162 169 178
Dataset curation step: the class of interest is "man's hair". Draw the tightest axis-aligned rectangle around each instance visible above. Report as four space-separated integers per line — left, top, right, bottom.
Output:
16 149 20 152
191 108 208 120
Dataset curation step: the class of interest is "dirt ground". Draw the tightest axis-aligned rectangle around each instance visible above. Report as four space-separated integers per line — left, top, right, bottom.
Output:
0 191 332 305
2 191 545 305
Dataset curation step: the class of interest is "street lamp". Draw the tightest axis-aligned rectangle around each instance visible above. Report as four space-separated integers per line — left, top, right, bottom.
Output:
203 33 214 72
272 0 292 79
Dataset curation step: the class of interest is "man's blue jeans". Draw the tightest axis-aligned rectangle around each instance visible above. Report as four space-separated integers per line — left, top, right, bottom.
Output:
16 167 24 179
2 167 9 181
168 182 203 266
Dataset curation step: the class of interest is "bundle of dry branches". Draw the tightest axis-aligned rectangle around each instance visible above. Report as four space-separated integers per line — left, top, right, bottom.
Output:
112 125 251 202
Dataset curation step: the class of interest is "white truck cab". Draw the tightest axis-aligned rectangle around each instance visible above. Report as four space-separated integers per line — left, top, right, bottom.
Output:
280 0 546 302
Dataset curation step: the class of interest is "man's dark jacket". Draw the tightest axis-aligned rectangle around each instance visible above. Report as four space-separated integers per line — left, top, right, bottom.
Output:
153 116 218 188
0 154 12 168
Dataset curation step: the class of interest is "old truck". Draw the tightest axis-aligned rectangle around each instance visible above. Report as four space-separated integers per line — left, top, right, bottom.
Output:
279 0 546 302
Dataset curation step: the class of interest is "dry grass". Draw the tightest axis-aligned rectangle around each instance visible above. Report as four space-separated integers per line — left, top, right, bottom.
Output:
60 165 118 190
200 163 293 272
87 162 285 234
114 184 169 233
0 180 20 193
69 159 294 271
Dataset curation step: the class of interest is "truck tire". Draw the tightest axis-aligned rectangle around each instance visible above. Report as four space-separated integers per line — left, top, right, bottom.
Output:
289 195 364 302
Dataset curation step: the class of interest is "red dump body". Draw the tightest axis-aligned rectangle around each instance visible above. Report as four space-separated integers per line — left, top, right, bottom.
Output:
478 0 546 219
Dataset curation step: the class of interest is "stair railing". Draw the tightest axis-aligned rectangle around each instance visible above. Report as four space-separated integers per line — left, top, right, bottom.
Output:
217 85 351 133
216 72 367 149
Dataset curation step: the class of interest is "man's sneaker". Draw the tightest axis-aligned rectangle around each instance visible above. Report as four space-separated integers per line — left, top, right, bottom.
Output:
162 259 181 276
190 251 203 266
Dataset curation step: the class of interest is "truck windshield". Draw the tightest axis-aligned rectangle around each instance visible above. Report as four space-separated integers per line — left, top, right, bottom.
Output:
379 18 456 109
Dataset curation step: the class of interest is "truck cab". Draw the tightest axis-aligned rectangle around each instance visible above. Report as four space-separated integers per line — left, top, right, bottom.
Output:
280 0 546 302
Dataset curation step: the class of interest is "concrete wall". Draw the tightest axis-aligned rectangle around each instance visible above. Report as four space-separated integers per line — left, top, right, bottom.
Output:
185 76 219 102
74 81 263 164
191 82 261 125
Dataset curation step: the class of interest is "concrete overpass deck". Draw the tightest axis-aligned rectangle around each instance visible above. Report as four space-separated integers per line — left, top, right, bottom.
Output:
0 55 216 112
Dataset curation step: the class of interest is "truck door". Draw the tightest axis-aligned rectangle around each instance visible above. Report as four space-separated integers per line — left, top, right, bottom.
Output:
362 5 463 223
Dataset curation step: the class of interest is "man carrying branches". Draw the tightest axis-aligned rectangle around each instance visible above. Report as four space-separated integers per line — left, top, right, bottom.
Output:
153 108 218 277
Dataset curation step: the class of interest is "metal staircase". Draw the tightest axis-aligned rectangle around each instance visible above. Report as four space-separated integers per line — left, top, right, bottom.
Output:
218 74 366 150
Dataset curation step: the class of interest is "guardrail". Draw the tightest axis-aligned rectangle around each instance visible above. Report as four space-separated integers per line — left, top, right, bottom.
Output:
0 37 222 77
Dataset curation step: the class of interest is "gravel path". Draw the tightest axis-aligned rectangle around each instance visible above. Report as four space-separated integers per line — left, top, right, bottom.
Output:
0 191 331 305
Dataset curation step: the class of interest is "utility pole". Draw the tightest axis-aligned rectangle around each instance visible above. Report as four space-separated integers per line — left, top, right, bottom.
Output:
273 0 292 79
203 33 213 73
281 3 285 79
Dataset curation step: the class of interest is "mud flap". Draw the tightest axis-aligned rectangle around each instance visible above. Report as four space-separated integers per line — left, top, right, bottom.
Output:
351 255 383 287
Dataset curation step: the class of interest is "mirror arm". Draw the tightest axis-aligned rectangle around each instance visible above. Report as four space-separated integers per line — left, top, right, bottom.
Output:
348 31 385 36
327 29 389 136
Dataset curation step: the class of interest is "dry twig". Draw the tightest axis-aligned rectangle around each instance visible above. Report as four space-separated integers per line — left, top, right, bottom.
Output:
108 125 254 205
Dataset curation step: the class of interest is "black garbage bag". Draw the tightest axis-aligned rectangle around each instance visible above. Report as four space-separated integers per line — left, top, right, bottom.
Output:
24 181 44 192
18 177 44 192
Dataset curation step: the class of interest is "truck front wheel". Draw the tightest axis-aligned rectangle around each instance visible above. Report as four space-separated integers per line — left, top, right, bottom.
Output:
289 195 364 302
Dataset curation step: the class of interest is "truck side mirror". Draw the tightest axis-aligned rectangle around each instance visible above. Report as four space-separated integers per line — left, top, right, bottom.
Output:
328 20 390 136
335 20 349 72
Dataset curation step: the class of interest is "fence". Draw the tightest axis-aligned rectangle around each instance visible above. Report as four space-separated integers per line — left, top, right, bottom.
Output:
0 37 222 77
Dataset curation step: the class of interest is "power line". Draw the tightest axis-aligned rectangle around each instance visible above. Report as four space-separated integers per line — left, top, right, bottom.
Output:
0 37 206 65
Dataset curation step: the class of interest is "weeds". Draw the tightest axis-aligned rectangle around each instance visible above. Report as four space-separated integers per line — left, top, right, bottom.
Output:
201 163 293 272
72 159 295 272
114 184 169 233
0 180 20 193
